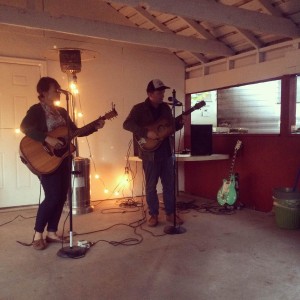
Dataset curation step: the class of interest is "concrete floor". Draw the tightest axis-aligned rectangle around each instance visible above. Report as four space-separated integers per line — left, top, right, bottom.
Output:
0 194 300 300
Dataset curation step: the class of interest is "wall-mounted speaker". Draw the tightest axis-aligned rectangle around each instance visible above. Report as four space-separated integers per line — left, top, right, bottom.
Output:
191 125 213 156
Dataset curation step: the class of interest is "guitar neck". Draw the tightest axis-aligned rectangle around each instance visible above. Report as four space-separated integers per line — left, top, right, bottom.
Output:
182 106 199 116
227 151 238 181
71 117 103 139
69 106 117 139
175 101 206 120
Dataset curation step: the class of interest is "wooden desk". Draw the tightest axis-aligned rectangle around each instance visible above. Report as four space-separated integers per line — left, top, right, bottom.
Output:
129 154 229 162
129 154 229 195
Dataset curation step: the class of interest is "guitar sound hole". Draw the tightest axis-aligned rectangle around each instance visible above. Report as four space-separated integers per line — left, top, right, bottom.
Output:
53 137 67 157
53 147 67 157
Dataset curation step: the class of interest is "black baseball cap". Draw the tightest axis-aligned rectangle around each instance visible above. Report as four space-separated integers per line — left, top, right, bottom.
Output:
146 79 170 93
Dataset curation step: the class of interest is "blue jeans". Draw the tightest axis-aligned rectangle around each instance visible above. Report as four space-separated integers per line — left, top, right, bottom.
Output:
142 156 175 216
35 157 71 233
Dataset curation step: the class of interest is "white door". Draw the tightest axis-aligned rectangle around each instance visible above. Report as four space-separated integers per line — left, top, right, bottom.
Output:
0 59 45 208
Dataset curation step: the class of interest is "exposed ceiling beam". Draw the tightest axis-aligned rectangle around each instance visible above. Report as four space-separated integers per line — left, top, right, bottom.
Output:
214 0 263 49
235 28 263 49
178 17 216 40
190 52 209 64
177 17 229 63
0 5 233 56
106 0 300 37
134 6 172 33
257 0 282 17
134 7 207 64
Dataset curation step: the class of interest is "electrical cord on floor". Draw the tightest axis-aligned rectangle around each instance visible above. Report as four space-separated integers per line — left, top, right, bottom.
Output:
176 199 243 215
118 197 143 208
74 222 144 246
72 195 168 248
101 207 140 214
70 141 168 246
0 214 36 227
16 231 36 247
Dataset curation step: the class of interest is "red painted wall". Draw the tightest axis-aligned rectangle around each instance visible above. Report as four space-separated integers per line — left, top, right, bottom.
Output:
184 134 300 212
184 75 300 212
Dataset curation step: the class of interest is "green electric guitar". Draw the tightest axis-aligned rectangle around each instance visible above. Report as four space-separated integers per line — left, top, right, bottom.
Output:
217 140 242 206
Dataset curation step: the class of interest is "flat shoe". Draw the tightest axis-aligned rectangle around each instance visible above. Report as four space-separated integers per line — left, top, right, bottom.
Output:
33 239 46 250
46 236 66 243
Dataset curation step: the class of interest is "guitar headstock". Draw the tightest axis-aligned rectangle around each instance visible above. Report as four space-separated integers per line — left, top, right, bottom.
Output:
194 100 206 110
103 103 118 120
235 140 242 151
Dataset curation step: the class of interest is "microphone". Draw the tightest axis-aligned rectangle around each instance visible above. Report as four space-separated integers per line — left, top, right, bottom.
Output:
167 96 183 106
57 88 72 95
167 89 183 106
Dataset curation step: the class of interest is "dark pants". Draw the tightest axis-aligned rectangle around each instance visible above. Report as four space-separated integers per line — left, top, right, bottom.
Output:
35 157 71 233
142 156 175 216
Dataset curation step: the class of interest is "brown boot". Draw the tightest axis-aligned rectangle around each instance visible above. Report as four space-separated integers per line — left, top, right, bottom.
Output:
32 239 47 250
166 214 184 225
148 215 158 227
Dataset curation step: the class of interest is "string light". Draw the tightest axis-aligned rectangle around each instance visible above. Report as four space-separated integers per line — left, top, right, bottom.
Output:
15 128 21 134
121 167 130 186
69 74 79 95
92 172 110 195
77 112 83 118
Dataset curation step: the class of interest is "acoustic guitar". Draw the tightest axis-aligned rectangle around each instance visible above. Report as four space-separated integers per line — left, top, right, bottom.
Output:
135 101 206 151
217 140 242 206
19 105 118 175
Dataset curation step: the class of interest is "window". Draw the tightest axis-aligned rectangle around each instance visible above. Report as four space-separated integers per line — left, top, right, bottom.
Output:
295 75 300 130
191 90 217 126
191 79 281 134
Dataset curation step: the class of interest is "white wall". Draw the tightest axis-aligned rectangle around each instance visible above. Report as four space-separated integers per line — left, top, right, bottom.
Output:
186 40 300 94
0 28 185 202
56 46 185 200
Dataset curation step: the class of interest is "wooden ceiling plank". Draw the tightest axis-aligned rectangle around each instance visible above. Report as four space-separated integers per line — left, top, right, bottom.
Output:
106 0 300 37
179 17 216 40
134 6 173 33
235 28 263 48
190 52 209 63
257 0 282 17
0 4 234 56
134 7 208 64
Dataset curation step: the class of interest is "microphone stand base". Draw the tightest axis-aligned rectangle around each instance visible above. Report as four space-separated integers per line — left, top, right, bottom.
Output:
57 246 87 259
164 225 186 235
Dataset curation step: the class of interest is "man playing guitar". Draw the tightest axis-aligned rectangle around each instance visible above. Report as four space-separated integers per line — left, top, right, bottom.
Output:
123 79 184 227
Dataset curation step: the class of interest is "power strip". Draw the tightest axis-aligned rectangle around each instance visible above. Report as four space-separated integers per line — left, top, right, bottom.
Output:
77 240 92 249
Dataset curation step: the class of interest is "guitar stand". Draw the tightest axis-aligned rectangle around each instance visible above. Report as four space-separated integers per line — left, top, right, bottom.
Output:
164 89 186 235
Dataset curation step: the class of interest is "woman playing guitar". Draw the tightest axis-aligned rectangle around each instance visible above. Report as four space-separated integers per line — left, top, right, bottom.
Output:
20 77 105 250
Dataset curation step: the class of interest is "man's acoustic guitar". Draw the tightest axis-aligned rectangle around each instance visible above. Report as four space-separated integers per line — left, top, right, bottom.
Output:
135 101 206 152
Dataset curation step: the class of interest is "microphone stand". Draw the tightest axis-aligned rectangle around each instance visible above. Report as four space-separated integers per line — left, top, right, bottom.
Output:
164 89 186 235
57 92 87 258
